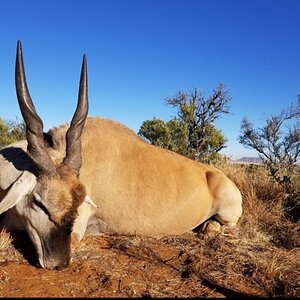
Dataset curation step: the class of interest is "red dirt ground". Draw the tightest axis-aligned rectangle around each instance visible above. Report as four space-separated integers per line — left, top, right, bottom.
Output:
0 231 261 298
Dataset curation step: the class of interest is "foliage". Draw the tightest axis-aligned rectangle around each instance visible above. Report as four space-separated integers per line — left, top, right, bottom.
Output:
239 96 300 193
139 83 230 163
0 117 26 148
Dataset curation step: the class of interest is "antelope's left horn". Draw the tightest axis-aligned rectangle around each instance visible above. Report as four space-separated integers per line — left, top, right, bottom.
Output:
15 40 57 176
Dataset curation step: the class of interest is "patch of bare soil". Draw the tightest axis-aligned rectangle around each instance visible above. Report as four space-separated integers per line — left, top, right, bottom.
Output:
0 230 280 298
0 233 223 298
0 234 228 298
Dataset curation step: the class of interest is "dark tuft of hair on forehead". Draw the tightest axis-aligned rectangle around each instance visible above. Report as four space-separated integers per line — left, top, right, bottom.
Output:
59 182 86 233
71 182 86 208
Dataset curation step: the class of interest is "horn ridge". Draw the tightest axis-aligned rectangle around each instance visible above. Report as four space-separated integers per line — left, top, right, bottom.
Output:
63 55 88 175
15 40 57 176
16 41 43 134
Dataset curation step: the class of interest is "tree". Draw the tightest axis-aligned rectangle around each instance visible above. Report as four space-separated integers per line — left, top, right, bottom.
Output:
139 83 230 163
0 117 26 148
239 96 300 193
138 118 189 154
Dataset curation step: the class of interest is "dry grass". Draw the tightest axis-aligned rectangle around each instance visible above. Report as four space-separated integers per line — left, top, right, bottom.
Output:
0 163 299 297
0 230 12 251
0 229 26 263
216 163 300 296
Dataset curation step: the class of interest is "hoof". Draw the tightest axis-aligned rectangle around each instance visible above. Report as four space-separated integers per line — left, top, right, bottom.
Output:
202 220 221 237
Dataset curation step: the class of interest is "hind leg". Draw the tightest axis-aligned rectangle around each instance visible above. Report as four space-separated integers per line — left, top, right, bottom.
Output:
209 172 243 227
214 186 242 228
201 196 242 237
203 172 243 236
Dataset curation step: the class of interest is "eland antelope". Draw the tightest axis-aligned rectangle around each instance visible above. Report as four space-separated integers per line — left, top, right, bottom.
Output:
0 41 242 270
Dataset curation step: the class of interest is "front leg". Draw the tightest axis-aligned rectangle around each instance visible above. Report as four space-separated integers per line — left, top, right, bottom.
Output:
71 201 93 251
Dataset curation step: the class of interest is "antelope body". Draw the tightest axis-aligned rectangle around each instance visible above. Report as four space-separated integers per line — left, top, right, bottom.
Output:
0 41 242 270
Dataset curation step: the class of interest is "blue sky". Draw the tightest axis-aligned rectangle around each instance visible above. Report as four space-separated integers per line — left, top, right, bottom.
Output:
0 0 299 159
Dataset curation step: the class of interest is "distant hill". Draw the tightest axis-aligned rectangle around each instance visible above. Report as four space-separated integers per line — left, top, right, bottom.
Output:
236 157 262 164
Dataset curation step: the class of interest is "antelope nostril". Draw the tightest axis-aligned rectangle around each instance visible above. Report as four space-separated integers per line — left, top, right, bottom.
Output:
55 265 64 271
54 261 69 271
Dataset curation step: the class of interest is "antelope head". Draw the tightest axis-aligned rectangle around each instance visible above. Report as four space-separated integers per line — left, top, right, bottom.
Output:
13 41 88 270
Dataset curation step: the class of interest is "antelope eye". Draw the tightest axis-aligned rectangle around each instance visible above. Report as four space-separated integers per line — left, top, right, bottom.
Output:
32 193 56 224
33 192 43 203
32 193 47 213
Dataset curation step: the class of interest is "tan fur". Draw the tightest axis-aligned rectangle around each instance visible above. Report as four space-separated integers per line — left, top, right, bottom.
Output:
50 116 243 237
0 115 242 270
32 165 86 226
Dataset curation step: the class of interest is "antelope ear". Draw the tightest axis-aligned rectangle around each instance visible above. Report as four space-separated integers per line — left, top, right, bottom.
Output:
84 195 98 208
0 141 31 190
0 171 37 214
